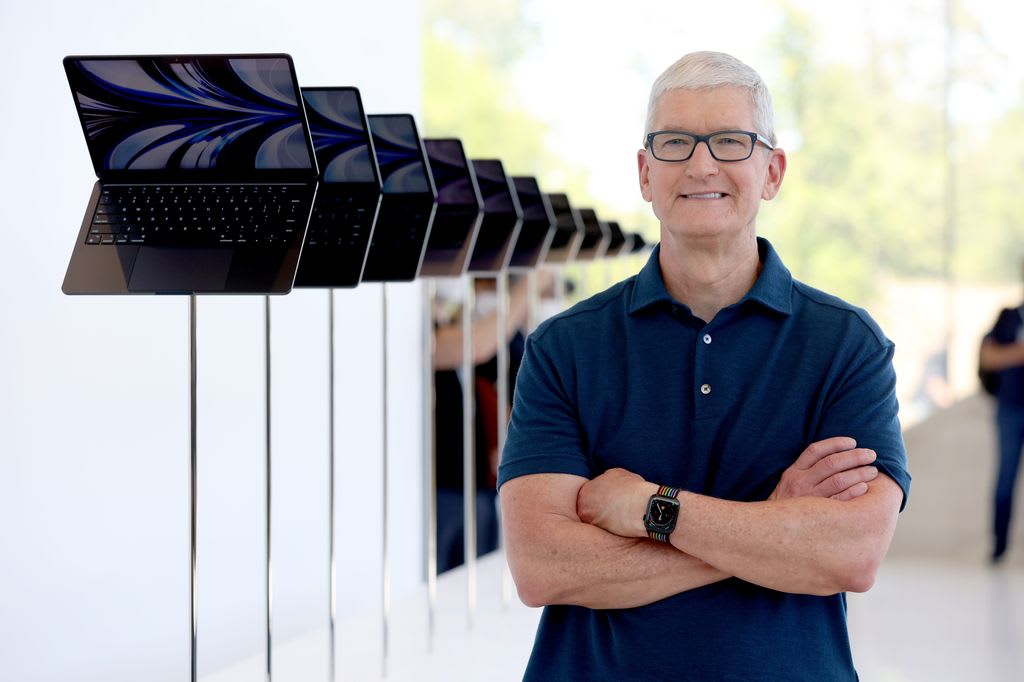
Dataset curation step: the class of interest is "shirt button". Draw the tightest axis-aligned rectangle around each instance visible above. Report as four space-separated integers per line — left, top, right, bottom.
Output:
700 383 712 395
703 333 712 345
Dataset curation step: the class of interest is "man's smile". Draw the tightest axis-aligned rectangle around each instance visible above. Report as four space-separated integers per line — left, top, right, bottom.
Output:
681 192 728 199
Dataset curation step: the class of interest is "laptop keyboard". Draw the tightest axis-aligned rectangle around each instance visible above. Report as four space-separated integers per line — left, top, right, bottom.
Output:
86 184 309 246
305 193 375 249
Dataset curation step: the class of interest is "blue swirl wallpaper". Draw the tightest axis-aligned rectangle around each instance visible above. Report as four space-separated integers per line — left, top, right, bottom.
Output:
471 160 516 214
302 88 377 184
367 115 432 195
512 176 549 222
66 56 314 172
423 139 478 206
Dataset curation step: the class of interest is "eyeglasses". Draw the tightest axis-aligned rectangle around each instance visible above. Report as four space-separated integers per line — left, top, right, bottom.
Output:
644 130 774 162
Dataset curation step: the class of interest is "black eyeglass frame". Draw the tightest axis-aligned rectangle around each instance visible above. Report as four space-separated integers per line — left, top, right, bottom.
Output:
644 129 775 162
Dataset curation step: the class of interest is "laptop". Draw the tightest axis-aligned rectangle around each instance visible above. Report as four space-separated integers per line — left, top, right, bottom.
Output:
630 232 651 254
294 87 382 288
466 159 522 275
574 208 611 262
62 54 319 294
419 138 483 278
603 220 627 257
507 176 556 273
543 193 584 265
361 114 437 282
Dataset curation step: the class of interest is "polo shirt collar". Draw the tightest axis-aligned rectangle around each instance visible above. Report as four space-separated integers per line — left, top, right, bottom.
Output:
628 237 793 317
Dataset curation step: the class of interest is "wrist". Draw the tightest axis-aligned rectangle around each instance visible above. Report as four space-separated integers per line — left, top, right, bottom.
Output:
642 484 682 542
633 481 660 537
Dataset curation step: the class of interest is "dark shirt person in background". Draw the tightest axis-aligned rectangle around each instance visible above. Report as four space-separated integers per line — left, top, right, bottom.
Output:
980 292 1024 562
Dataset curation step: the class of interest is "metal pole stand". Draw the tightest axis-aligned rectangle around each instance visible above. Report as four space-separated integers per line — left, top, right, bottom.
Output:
462 274 477 629
264 296 273 682
189 295 198 682
423 281 438 649
328 289 338 681
495 272 512 607
381 284 391 678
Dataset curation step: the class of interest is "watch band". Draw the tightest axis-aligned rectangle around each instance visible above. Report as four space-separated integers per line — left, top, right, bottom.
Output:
646 485 680 542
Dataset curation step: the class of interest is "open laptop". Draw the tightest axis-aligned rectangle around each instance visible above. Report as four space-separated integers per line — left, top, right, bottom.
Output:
603 220 627 257
466 159 522 274
420 138 483 278
294 87 382 288
62 54 319 294
543 193 584 265
574 207 611 262
361 114 437 282
507 176 556 273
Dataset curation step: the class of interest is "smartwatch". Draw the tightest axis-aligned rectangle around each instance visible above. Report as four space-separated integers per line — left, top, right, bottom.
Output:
643 485 681 542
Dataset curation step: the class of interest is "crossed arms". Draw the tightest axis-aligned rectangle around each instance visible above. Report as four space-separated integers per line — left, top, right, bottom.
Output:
501 437 904 609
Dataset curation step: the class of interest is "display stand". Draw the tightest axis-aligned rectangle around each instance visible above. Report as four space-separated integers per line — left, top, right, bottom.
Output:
264 296 274 682
189 295 198 682
381 284 391 678
327 289 337 681
462 274 477 628
495 272 512 608
423 281 438 648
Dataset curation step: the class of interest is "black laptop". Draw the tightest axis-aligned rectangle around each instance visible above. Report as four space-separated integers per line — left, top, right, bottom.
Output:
630 232 651 254
466 159 522 274
62 54 319 294
543 193 584 265
420 138 483 278
574 208 611 262
361 114 437 282
294 87 382 288
603 220 627 257
507 176 556 273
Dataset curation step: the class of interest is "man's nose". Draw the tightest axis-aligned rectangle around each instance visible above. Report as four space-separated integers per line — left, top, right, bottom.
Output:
685 140 719 176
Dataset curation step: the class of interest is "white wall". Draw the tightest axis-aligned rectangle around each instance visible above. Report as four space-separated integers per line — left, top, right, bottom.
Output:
0 2 425 680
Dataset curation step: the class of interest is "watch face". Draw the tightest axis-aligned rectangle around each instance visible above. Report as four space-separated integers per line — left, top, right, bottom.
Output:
646 495 678 531
650 500 672 526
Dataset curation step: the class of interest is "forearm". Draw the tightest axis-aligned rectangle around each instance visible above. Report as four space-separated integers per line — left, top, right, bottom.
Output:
501 474 728 609
670 480 899 595
980 340 1024 371
433 279 532 370
506 515 727 609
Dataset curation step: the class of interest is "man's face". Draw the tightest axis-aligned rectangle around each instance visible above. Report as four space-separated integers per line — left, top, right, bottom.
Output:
637 87 786 243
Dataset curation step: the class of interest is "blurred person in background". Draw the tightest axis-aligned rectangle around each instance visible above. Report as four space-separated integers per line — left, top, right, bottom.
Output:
432 272 550 572
979 265 1024 562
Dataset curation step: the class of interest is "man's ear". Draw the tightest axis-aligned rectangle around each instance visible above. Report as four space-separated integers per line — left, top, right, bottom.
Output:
761 148 787 201
638 149 653 203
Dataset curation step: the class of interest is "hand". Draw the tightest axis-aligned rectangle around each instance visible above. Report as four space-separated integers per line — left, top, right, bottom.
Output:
576 467 657 539
769 436 878 502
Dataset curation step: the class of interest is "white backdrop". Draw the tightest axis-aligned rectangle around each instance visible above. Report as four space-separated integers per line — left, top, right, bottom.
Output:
0 2 426 680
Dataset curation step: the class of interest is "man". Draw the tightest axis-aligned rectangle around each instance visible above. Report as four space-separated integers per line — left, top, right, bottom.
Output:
980 288 1024 562
498 51 911 681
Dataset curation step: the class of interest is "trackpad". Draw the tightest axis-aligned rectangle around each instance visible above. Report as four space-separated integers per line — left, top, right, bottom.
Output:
128 248 232 293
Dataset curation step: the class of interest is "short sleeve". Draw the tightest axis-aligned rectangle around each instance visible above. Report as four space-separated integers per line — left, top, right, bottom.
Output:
497 331 592 488
814 340 912 511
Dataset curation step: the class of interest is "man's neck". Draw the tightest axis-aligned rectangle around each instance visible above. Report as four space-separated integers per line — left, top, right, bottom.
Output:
658 229 762 324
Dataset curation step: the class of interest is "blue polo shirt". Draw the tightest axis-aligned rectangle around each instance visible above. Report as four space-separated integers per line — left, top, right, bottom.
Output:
498 238 911 682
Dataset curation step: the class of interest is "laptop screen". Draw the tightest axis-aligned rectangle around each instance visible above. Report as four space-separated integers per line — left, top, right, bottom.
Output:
423 138 479 207
545 192 582 262
301 87 379 186
472 160 517 214
367 114 433 195
64 54 316 179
